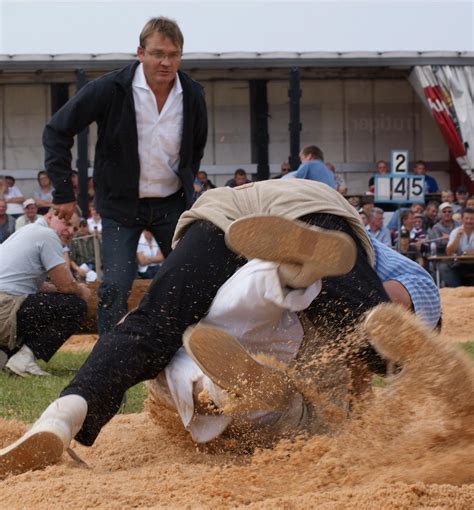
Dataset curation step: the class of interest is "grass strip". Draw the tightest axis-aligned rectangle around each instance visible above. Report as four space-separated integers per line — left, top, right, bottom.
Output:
0 351 147 423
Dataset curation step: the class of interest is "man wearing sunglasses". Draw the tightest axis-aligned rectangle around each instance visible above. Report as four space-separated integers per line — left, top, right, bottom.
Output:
43 17 207 335
0 208 90 377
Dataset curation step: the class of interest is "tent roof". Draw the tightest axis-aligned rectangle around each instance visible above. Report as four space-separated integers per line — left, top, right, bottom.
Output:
1 51 473 72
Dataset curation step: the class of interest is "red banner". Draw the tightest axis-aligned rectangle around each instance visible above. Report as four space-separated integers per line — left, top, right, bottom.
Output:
423 84 466 159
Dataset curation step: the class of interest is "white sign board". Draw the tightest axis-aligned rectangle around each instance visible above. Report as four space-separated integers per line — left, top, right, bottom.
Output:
391 150 409 174
375 175 425 204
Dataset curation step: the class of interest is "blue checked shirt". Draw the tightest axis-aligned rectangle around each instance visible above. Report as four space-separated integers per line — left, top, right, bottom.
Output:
370 235 441 329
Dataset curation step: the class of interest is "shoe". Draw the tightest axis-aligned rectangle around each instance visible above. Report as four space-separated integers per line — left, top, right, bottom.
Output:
184 325 297 412
226 215 357 288
0 395 88 478
5 345 51 377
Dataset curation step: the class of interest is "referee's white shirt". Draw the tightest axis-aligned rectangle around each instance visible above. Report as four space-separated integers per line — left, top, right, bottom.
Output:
132 63 183 198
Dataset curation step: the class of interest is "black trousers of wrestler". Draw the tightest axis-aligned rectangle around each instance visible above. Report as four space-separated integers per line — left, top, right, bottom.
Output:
61 215 389 446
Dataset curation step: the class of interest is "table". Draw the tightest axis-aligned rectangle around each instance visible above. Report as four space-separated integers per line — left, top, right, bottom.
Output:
428 255 474 288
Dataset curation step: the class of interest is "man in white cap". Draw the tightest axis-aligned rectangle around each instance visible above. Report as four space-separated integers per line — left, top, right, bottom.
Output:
14 198 42 231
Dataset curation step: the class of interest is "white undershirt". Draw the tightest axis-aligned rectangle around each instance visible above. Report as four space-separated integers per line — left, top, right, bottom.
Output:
132 63 183 198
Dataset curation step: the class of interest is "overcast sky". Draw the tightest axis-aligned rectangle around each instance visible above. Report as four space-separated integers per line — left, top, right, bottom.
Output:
1 0 473 54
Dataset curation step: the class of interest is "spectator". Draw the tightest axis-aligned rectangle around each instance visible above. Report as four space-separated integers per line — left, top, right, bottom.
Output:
0 175 24 217
411 213 427 241
136 230 164 279
283 145 336 189
413 160 439 194
428 202 460 254
0 198 15 243
326 162 347 194
452 185 470 214
0 208 89 377
87 177 95 204
33 170 55 215
360 196 376 216
446 208 474 286
87 205 102 235
368 160 389 193
387 202 424 233
466 196 474 210
225 169 251 188
395 210 416 255
440 189 455 206
347 196 361 210
366 207 391 246
359 210 368 226
193 170 215 201
422 200 439 231
273 162 292 179
411 213 429 266
428 202 460 287
69 219 98 280
15 199 43 231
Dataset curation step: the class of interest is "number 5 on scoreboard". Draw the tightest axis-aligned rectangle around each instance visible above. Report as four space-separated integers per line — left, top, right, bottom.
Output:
409 176 424 201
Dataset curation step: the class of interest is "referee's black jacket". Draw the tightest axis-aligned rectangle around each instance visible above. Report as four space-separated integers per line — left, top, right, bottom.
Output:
43 61 208 224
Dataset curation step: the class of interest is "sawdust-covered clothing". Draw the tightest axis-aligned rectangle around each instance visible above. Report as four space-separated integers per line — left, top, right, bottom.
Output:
62 182 388 446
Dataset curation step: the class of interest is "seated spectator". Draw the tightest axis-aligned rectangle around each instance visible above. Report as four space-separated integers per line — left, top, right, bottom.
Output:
387 203 424 233
87 205 102 235
283 145 336 189
360 196 375 216
326 162 347 194
87 177 95 204
452 185 470 214
0 198 15 243
411 213 427 243
366 207 391 246
446 208 474 286
15 199 43 231
428 202 460 287
359 210 368 226
440 189 455 206
71 170 79 199
193 170 216 201
395 211 423 265
273 162 292 179
136 230 164 279
69 219 98 280
466 196 474 210
413 160 439 194
368 160 389 194
33 170 55 215
411 213 429 266
422 200 439 231
0 175 24 217
225 169 251 188
347 195 361 210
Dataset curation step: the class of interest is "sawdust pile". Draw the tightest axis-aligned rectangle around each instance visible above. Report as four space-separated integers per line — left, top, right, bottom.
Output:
1 292 474 508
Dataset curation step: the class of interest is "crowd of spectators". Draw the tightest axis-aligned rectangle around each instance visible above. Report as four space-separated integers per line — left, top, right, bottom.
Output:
1 156 473 288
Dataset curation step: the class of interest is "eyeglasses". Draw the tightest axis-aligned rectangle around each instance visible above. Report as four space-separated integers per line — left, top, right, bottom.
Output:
142 49 181 62
441 210 453 213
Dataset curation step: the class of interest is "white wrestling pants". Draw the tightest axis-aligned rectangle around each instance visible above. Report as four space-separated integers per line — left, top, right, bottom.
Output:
152 259 321 443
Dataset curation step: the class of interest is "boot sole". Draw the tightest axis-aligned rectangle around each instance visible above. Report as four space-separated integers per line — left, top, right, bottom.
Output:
0 431 63 478
226 215 357 279
184 326 296 411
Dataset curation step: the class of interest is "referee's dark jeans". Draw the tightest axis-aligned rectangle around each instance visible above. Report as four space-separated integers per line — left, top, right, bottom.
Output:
97 191 186 335
15 293 87 361
62 216 389 447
